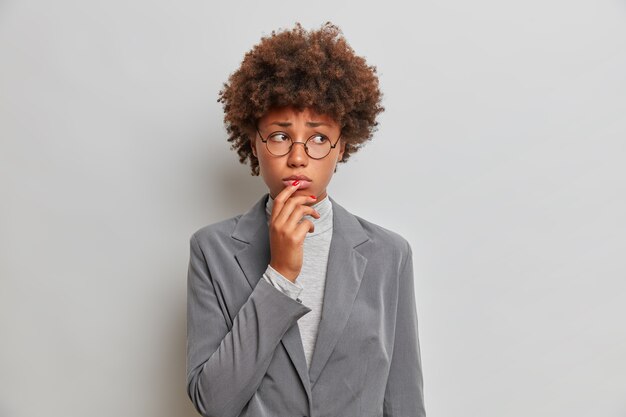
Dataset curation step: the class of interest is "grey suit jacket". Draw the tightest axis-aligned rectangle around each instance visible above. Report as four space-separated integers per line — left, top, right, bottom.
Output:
186 193 426 417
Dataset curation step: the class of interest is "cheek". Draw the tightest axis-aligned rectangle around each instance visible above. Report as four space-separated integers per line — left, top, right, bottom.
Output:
257 157 280 180
319 161 338 180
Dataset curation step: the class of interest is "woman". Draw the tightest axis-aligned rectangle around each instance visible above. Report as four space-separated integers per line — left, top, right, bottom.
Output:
187 22 426 417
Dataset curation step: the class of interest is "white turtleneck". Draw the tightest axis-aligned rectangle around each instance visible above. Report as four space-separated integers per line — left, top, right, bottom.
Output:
262 193 333 369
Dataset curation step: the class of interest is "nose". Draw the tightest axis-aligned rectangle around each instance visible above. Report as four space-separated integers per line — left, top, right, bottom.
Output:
287 140 309 167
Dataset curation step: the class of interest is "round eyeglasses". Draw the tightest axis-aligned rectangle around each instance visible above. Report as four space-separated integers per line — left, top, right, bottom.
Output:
256 127 342 159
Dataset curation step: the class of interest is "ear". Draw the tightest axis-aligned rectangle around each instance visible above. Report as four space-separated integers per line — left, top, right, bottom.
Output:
337 139 346 161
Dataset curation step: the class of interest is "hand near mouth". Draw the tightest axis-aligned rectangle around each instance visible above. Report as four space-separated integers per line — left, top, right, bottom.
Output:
268 180 320 282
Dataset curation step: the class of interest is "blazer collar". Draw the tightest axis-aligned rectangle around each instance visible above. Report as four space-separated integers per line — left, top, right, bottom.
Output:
231 192 369 247
231 192 370 407
231 193 269 244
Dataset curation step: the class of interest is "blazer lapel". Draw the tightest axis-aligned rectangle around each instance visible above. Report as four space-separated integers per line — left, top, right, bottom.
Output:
230 193 371 401
231 194 271 291
231 193 313 407
307 196 370 387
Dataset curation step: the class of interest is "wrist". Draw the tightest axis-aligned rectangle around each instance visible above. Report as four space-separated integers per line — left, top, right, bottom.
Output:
269 262 299 282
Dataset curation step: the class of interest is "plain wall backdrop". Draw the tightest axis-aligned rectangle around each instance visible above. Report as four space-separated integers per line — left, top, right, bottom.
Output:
1 1 625 416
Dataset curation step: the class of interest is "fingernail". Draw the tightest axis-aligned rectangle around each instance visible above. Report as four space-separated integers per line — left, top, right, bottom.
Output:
292 180 300 186
310 195 316 199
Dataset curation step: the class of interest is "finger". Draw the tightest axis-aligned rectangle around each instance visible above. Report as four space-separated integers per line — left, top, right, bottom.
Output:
275 197 318 228
273 193 317 225
294 219 315 239
271 181 303 222
283 205 320 231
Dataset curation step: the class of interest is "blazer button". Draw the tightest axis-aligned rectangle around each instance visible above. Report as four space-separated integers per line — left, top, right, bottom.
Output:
296 298 302 303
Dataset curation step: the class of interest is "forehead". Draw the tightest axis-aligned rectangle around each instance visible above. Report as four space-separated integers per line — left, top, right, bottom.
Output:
259 106 337 126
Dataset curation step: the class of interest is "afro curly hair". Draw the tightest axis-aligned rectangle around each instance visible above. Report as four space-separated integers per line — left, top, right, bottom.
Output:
217 21 384 176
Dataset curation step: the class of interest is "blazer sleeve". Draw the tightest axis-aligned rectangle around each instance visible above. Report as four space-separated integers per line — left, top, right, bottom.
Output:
186 233 312 417
383 241 427 417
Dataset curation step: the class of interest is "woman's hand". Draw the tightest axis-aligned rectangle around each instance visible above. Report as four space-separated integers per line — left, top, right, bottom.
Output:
268 181 320 282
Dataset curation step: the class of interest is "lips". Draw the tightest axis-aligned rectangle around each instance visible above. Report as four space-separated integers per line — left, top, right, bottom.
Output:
282 180 312 189
283 175 312 181
282 175 312 190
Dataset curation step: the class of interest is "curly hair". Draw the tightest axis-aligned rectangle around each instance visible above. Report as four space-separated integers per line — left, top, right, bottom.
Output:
217 22 384 176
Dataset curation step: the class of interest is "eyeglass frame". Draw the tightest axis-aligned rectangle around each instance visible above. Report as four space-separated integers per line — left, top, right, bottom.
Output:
255 126 342 160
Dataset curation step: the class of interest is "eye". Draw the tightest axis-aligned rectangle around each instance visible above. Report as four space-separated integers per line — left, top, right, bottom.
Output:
309 134 329 145
268 132 290 143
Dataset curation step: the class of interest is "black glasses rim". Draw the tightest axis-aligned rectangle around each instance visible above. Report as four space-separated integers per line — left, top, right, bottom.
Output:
255 127 342 159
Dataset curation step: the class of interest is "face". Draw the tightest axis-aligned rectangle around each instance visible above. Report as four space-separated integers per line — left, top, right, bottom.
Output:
250 106 346 203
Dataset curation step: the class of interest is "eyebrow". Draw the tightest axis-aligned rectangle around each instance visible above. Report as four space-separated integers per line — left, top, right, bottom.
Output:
269 121 330 128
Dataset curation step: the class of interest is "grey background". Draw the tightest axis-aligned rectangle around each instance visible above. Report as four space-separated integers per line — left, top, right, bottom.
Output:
1 0 625 416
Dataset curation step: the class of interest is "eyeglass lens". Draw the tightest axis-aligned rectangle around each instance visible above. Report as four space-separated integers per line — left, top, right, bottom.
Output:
265 132 333 159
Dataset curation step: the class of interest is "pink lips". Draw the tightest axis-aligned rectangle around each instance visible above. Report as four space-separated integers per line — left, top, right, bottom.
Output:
282 175 313 190
283 180 312 190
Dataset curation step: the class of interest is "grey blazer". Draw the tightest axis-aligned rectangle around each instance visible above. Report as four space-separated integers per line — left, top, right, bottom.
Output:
186 193 426 417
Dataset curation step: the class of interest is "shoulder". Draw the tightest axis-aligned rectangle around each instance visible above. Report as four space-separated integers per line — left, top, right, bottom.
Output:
189 214 242 248
331 197 412 261
189 193 269 249
356 215 411 251
338 210 416 286
331 197 410 251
